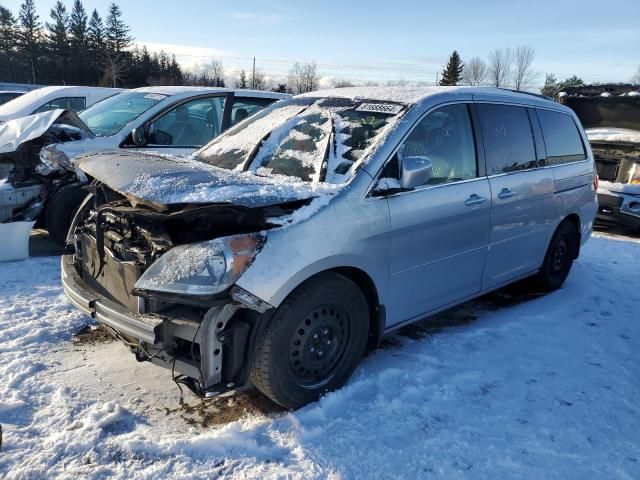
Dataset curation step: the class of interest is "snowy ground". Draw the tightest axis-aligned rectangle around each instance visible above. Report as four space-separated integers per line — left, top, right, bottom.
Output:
1 233 639 479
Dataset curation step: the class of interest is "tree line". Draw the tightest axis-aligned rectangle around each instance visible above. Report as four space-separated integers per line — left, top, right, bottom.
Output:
2 1 627 95
437 47 589 96
0 0 189 87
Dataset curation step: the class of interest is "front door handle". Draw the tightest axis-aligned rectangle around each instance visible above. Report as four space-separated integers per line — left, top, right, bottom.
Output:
464 194 487 206
497 188 515 199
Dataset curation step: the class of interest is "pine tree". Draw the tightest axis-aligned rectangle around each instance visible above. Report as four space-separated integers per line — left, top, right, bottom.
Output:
46 1 70 81
236 69 248 88
68 0 87 48
87 9 104 52
104 3 131 54
18 0 42 84
439 50 464 86
540 73 557 97
0 7 17 81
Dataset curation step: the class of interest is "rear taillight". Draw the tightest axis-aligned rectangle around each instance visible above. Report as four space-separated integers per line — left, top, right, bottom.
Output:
593 173 599 191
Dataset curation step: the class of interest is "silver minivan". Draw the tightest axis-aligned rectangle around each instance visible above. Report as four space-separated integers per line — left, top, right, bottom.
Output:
62 87 598 409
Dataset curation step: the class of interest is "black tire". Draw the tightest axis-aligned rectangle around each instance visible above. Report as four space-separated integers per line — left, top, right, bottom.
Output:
532 221 579 292
45 184 88 246
250 273 369 409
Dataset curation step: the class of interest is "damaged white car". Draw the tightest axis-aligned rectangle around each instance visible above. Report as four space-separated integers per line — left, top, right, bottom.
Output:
557 84 640 230
0 87 287 244
62 87 596 409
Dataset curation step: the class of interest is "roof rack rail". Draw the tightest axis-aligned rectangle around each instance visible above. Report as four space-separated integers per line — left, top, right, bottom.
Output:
497 88 553 101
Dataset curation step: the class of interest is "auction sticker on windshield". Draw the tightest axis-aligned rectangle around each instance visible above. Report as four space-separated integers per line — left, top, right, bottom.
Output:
355 103 404 115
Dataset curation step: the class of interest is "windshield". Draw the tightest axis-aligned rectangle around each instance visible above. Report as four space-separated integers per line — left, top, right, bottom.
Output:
79 91 167 136
196 97 405 183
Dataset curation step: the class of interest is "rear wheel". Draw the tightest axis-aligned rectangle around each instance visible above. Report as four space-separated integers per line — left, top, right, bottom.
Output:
250 273 369 409
532 221 578 291
45 184 88 246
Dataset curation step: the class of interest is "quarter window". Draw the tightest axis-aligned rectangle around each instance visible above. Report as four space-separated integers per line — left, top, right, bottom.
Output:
477 104 537 174
536 109 586 165
390 103 477 186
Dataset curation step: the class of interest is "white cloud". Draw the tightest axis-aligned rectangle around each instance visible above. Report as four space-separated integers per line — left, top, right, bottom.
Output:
135 41 234 70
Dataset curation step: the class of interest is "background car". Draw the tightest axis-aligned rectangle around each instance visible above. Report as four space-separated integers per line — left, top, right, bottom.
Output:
0 90 26 106
0 85 122 125
0 87 288 245
557 84 640 231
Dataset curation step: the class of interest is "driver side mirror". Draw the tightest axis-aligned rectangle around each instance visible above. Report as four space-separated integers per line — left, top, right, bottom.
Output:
131 127 146 146
400 156 432 189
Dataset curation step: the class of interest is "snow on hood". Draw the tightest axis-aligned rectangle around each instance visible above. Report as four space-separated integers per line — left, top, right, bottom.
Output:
75 151 341 208
0 109 92 154
586 128 640 144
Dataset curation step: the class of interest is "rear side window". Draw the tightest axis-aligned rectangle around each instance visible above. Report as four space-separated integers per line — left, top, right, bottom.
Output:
536 109 586 165
230 97 275 126
477 104 537 174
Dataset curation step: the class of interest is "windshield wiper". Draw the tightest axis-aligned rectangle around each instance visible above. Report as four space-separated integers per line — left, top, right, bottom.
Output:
241 104 312 173
318 113 336 183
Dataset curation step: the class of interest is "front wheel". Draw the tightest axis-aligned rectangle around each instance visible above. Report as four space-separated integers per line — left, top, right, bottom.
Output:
532 221 578 291
250 273 369 409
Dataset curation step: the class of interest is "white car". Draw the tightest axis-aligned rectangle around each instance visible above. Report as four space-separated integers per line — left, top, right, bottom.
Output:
47 86 288 159
0 86 122 125
0 86 288 245
0 90 26 106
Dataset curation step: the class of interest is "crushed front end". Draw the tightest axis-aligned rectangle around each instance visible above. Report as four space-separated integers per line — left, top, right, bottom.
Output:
557 84 640 230
62 183 300 398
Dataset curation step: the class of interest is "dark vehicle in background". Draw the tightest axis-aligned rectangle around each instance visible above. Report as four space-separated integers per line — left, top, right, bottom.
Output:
0 90 25 106
557 84 640 230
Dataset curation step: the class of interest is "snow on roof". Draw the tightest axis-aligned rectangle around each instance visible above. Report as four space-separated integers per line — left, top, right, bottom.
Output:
133 86 288 99
0 85 121 118
298 86 554 105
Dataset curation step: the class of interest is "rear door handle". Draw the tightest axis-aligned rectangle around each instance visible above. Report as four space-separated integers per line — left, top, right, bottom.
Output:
497 188 515 199
464 194 487 206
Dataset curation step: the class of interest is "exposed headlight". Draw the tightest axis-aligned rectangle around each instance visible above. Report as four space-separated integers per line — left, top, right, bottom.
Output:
134 233 265 295
37 145 71 175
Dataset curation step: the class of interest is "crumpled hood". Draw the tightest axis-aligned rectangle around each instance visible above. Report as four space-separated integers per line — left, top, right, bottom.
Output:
75 151 340 208
0 109 92 154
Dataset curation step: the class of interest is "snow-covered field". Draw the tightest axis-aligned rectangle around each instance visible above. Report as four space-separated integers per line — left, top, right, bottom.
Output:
1 233 639 479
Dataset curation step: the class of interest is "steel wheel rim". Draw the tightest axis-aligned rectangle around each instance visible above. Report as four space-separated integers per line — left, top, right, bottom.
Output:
551 236 569 273
288 304 350 389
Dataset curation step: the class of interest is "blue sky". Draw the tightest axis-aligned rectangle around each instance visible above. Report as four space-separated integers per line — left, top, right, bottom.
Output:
3 0 639 88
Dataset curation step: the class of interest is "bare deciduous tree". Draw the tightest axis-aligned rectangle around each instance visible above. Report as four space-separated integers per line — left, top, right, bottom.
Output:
462 57 487 86
205 60 224 86
288 61 320 93
250 70 268 90
512 45 536 91
333 79 354 88
487 48 512 87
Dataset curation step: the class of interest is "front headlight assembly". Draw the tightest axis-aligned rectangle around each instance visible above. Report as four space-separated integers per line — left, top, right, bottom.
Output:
134 233 265 296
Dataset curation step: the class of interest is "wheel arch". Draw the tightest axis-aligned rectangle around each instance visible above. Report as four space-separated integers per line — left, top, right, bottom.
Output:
329 266 385 351
561 213 581 259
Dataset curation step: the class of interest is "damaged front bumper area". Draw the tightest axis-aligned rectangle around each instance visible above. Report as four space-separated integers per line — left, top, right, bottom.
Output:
62 253 267 397
59 184 300 398
596 190 640 229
